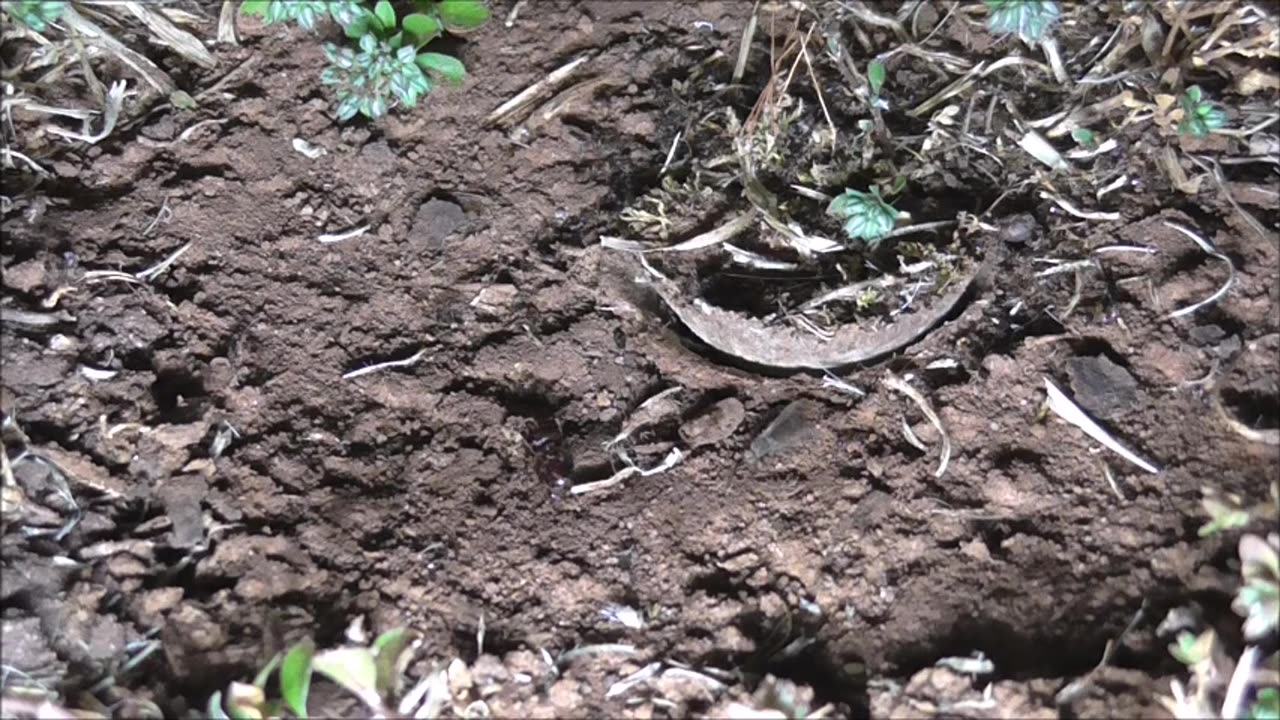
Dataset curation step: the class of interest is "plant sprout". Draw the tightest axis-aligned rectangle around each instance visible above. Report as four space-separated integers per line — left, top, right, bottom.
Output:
5 0 67 32
242 0 488 122
1234 533 1279 641
208 627 424 719
985 0 1061 43
1179 85 1228 138
827 187 899 247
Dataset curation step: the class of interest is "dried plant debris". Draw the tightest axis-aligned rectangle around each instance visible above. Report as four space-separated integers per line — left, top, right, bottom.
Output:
637 257 978 370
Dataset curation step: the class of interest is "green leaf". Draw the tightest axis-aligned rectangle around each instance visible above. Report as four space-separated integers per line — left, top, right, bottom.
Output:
1071 128 1096 148
374 0 396 32
436 0 490 30
169 90 198 111
240 0 269 17
1186 84 1203 104
207 691 232 720
402 13 443 47
985 0 1060 43
372 629 417 702
344 7 377 38
868 60 886 97
252 653 282 689
416 52 465 84
313 647 379 703
827 188 897 246
280 640 315 719
1252 688 1280 720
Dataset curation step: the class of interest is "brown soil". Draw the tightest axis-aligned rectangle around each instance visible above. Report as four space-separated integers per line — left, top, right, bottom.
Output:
2 1 1277 718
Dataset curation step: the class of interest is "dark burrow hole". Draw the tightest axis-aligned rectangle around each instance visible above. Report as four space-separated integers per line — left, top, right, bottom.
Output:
1220 387 1280 430
889 613 1121 685
713 609 870 716
1064 337 1134 368
150 368 207 423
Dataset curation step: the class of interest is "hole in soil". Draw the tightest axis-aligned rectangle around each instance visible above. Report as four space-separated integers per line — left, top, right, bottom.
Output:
450 622 524 664
150 369 206 423
1064 337 1133 368
715 609 869 715
1220 388 1280 430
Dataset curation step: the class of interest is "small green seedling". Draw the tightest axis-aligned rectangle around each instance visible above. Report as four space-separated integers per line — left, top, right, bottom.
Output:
1071 128 1098 150
827 184 900 247
867 60 886 100
242 0 489 121
1179 85 1228 138
1255 688 1280 720
1198 492 1252 537
1234 533 1279 641
5 0 67 32
985 0 1061 43
208 628 422 719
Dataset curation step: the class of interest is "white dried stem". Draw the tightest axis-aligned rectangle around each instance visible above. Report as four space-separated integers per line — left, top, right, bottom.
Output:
883 371 951 478
1161 221 1236 319
1043 378 1159 474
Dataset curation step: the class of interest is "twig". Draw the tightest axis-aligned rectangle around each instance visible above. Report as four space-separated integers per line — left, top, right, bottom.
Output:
342 349 428 380
135 241 192 282
317 225 371 244
1161 221 1235 319
883 371 951 478
485 55 590 126
1221 646 1258 720
142 196 173 236
733 2 759 84
1043 378 1159 474
799 24 836 149
821 371 866 398
601 211 755 253
571 448 683 495
659 131 682 176
1041 191 1120 221
59 6 175 94
44 80 126 144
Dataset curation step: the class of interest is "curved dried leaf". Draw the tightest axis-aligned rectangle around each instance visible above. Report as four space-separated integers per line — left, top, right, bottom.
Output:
639 260 979 369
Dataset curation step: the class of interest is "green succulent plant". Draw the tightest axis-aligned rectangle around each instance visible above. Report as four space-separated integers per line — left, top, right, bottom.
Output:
985 0 1061 43
827 187 899 247
1179 85 1228 138
5 0 67 32
242 0 488 122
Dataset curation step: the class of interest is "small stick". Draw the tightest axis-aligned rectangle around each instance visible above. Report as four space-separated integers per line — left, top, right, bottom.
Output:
504 0 528 28
733 3 759 84
1041 192 1121 221
317 225 370 244
659 130 682 176
882 371 951 478
485 55 590 126
136 241 192 281
1101 463 1125 501
821 371 866 398
798 25 836 149
142 195 173 236
343 349 428 380
1161 221 1235 319
884 219 958 239
1221 646 1258 720
571 448 683 495
1043 378 1159 474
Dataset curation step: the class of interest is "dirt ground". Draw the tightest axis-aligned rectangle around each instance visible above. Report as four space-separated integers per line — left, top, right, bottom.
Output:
2 1 1278 718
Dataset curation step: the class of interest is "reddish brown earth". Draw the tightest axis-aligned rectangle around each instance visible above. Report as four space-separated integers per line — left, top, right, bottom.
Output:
2 1 1277 718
